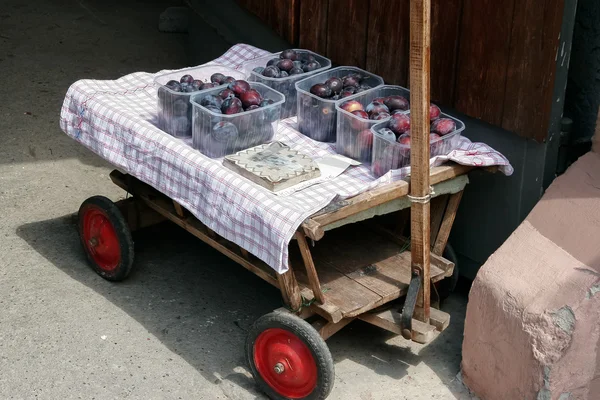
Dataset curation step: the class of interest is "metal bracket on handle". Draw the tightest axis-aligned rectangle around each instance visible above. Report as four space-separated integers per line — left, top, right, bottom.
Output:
401 267 422 340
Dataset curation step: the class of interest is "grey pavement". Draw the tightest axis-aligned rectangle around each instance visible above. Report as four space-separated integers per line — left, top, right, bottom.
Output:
0 1 476 399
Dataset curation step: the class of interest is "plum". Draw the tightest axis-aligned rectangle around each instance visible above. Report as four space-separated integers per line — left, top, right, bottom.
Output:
310 83 332 98
245 105 260 111
200 82 215 90
180 74 194 84
389 113 411 135
303 61 321 72
218 88 235 100
397 133 411 146
221 97 243 114
340 100 364 113
228 80 251 96
280 49 298 61
372 97 388 105
252 67 265 74
289 67 304 75
201 94 223 109
351 110 369 120
384 95 409 112
276 59 294 72
224 76 236 83
346 72 363 81
357 84 372 92
279 71 289 78
165 80 182 92
340 89 355 98
378 128 397 142
212 121 238 143
371 112 391 120
342 76 360 88
391 109 405 116
183 84 195 93
293 60 303 69
430 104 441 121
331 94 340 101
431 118 456 135
240 89 262 108
267 58 279 66
366 103 389 115
260 99 274 107
262 66 280 78
191 80 203 91
325 77 344 94
300 53 316 63
210 73 226 84
205 105 222 114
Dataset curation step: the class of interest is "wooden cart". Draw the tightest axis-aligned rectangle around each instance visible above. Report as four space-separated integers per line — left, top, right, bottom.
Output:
75 2 483 398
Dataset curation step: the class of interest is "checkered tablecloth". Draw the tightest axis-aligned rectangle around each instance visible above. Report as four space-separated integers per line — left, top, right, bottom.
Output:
60 44 513 274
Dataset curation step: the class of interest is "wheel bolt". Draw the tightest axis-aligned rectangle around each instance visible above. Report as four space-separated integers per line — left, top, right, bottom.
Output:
273 362 285 374
89 237 99 247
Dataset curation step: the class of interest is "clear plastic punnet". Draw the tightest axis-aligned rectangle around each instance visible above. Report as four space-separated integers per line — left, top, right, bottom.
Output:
155 65 245 138
242 49 331 119
335 85 410 164
370 112 466 177
295 67 384 143
190 82 285 158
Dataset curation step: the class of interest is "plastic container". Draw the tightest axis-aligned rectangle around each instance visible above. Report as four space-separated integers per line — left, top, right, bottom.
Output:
243 49 331 119
155 65 245 138
335 85 410 164
190 82 285 158
370 112 465 177
295 67 384 143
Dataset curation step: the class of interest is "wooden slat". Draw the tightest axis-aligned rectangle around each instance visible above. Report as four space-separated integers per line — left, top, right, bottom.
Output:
430 0 462 104
358 309 437 344
366 0 410 86
501 0 565 141
409 0 432 323
429 195 449 246
454 0 516 125
298 0 329 54
277 268 302 311
173 201 185 217
311 317 354 340
110 171 279 288
326 0 370 67
432 190 463 255
302 164 474 241
295 232 325 304
429 307 450 332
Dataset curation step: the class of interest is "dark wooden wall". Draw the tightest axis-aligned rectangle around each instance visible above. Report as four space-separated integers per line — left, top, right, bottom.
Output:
237 0 566 142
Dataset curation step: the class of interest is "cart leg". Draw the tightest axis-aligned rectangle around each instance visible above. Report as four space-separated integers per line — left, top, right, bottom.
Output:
295 232 325 304
432 190 464 255
277 267 302 312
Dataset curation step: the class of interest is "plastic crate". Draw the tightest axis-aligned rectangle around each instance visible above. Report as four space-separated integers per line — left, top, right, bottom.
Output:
335 85 410 164
243 49 331 119
295 67 384 143
190 82 285 158
155 65 245 138
370 112 465 177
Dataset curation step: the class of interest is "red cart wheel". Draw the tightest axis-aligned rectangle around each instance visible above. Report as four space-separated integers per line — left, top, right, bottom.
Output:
246 312 334 400
78 196 134 281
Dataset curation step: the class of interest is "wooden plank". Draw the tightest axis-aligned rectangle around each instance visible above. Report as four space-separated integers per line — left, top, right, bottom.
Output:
454 0 516 125
432 190 463 255
429 195 449 245
301 288 344 323
277 268 302 311
110 171 279 288
298 0 328 54
501 0 565 141
326 0 370 67
311 317 354 340
302 164 474 241
429 307 450 332
430 0 462 105
366 0 410 86
295 232 325 304
173 201 185 218
358 309 436 344
240 248 251 261
409 0 432 323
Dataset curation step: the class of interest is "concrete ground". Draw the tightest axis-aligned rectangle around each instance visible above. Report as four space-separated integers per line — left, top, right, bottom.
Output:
0 1 476 399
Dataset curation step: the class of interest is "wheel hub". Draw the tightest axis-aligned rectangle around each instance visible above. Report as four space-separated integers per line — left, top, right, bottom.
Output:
253 328 317 399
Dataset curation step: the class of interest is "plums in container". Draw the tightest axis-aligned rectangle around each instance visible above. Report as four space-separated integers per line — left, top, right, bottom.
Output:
372 112 391 121
397 133 411 146
366 103 389 116
384 95 409 112
221 97 243 115
201 94 223 109
180 74 194 84
310 84 332 98
289 67 304 75
389 113 411 135
210 73 227 84
431 118 456 135
240 89 263 108
200 82 215 90
228 80 251 96
224 76 236 83
326 77 344 94
262 66 280 78
303 61 321 72
166 80 182 92
191 80 203 91
219 89 235 100
279 71 289 78
276 59 294 72
342 76 360 88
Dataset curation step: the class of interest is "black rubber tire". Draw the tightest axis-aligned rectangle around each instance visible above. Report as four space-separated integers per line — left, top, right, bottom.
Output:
435 244 459 301
246 311 335 400
78 196 134 281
